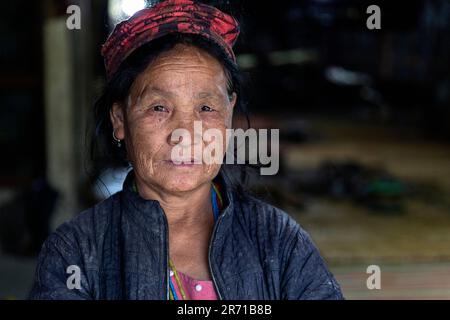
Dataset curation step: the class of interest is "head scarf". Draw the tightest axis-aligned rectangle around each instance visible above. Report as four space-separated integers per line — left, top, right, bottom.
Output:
101 0 240 80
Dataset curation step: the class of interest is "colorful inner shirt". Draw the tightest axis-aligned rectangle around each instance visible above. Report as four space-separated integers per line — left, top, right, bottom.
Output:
170 269 218 300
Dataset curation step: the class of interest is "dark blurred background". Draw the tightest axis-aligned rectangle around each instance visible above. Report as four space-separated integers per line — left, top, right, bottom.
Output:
1 0 449 299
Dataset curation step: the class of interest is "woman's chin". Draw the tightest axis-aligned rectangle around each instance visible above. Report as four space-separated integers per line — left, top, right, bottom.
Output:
158 168 213 193
162 177 204 193
136 161 220 193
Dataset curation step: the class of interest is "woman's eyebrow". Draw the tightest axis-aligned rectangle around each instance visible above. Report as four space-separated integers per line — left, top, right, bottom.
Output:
139 86 222 101
140 85 175 98
196 91 221 99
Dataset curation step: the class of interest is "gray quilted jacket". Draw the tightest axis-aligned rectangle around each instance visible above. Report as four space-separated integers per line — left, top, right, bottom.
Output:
29 170 343 300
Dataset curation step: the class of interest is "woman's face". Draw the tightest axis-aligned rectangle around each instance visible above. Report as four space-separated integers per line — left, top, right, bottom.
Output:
110 44 237 194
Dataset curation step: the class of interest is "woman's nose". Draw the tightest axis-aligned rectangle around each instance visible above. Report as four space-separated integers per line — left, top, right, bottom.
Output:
167 117 203 147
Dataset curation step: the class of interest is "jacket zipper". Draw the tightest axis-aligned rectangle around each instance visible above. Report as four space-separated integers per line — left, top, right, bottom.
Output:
161 208 170 300
208 210 226 300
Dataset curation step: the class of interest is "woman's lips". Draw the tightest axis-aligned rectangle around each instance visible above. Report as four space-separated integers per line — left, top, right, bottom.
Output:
164 159 202 166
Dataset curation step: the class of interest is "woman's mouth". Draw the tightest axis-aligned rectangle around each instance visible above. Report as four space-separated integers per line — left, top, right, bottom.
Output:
164 158 202 166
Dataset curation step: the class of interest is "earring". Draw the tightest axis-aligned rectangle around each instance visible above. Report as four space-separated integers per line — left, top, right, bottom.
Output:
112 130 122 148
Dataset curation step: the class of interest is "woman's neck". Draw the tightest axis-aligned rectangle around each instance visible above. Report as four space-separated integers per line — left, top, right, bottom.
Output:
135 178 213 228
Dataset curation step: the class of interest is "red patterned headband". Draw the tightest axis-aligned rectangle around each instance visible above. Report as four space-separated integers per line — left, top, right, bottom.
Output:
101 0 240 80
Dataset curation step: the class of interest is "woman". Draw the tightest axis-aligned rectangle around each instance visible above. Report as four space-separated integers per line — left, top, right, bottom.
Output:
30 0 343 300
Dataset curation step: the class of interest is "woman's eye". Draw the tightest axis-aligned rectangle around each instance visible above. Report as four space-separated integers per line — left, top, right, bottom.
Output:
200 105 214 112
152 105 167 112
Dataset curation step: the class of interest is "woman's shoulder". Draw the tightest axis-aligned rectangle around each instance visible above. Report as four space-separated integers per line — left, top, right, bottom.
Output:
231 191 311 245
30 193 123 300
49 192 122 250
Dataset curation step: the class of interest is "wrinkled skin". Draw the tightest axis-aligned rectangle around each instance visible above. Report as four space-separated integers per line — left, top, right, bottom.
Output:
110 44 237 198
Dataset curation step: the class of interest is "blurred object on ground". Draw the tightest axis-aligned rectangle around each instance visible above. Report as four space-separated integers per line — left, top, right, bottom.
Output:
332 262 450 300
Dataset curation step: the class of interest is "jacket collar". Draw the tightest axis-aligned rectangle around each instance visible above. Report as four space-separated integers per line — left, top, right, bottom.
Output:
120 169 235 237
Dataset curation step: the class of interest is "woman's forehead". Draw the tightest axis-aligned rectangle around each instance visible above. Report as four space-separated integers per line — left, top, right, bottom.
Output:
146 44 225 77
154 43 221 63
131 44 229 98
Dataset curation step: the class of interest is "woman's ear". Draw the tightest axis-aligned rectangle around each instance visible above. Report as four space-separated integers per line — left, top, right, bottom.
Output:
110 102 125 140
229 92 237 109
226 92 237 127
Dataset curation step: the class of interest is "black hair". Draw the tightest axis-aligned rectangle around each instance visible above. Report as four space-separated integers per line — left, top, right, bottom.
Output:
86 32 251 191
